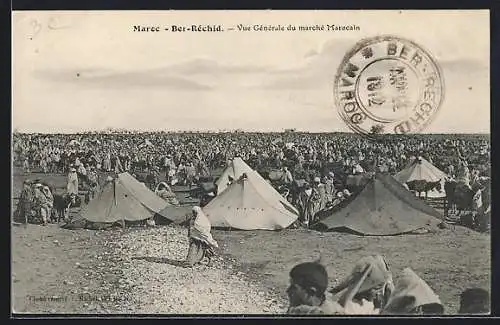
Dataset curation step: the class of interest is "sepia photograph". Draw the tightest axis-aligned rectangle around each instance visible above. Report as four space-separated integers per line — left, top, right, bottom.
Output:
11 10 490 315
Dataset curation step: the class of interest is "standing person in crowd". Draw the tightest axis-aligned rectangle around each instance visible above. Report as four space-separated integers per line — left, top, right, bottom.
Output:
283 166 293 185
23 157 30 174
32 183 50 225
67 167 79 196
78 163 87 177
324 173 336 205
41 185 54 222
16 179 33 224
317 177 327 211
186 162 197 188
177 161 187 185
114 154 123 174
297 184 310 226
447 163 456 178
39 155 48 174
103 152 111 172
307 177 322 225
167 160 177 185
51 151 60 173
185 206 218 267
198 160 211 178
352 160 365 175
455 147 471 189
75 157 82 169
163 155 171 178
87 166 100 200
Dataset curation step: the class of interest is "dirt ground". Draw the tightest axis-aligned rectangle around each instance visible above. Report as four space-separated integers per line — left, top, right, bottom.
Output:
11 224 133 313
11 171 490 314
215 227 490 314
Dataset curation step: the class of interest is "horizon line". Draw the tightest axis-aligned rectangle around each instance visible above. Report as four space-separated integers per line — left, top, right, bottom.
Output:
12 129 490 136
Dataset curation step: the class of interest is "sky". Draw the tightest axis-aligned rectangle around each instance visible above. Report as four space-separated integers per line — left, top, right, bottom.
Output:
12 10 490 133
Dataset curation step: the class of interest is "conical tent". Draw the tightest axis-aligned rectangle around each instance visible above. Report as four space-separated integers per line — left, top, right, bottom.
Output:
215 157 256 194
80 172 174 223
394 157 448 198
204 170 299 230
318 173 443 235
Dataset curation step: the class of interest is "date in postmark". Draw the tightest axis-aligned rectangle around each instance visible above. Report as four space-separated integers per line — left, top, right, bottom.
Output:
334 35 444 137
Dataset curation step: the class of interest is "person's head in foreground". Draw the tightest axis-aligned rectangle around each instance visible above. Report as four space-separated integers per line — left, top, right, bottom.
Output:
381 268 444 315
330 254 394 313
458 288 490 314
287 262 344 315
23 179 32 189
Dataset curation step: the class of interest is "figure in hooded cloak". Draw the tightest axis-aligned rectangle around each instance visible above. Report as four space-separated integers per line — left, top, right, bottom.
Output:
381 268 444 315
330 255 394 314
185 206 218 267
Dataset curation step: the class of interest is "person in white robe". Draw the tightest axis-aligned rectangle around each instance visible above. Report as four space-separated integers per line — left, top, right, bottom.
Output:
67 167 79 196
381 268 444 315
185 206 218 267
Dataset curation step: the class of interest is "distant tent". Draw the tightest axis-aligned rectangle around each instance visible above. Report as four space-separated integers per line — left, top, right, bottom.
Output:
80 172 177 224
317 173 443 236
394 157 448 198
215 157 256 195
203 170 299 230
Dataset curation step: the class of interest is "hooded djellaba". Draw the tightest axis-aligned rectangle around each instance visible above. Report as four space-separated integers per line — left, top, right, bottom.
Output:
154 182 180 206
185 206 219 267
381 268 444 315
329 254 395 314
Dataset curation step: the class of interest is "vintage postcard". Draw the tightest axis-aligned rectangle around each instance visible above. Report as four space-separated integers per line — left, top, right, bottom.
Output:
11 10 490 315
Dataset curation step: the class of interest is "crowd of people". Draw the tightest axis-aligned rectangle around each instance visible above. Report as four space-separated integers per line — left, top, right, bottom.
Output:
13 131 490 227
13 131 490 180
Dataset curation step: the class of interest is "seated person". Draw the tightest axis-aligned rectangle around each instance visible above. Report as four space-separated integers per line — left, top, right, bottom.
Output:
155 182 179 206
330 254 394 314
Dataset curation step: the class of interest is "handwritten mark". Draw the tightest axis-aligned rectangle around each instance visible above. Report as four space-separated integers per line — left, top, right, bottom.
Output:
29 19 42 39
48 17 71 30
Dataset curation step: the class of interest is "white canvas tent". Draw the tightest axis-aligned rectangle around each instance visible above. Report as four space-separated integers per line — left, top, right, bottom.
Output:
205 166 299 230
394 157 449 198
215 157 256 195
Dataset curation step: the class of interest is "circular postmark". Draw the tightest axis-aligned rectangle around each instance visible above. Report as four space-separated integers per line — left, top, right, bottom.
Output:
334 35 444 137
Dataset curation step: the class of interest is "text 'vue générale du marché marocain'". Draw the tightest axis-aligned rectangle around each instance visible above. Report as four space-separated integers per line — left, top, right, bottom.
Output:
132 24 361 33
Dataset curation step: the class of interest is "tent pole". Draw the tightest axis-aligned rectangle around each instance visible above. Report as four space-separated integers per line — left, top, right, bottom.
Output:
113 178 124 228
443 197 447 218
